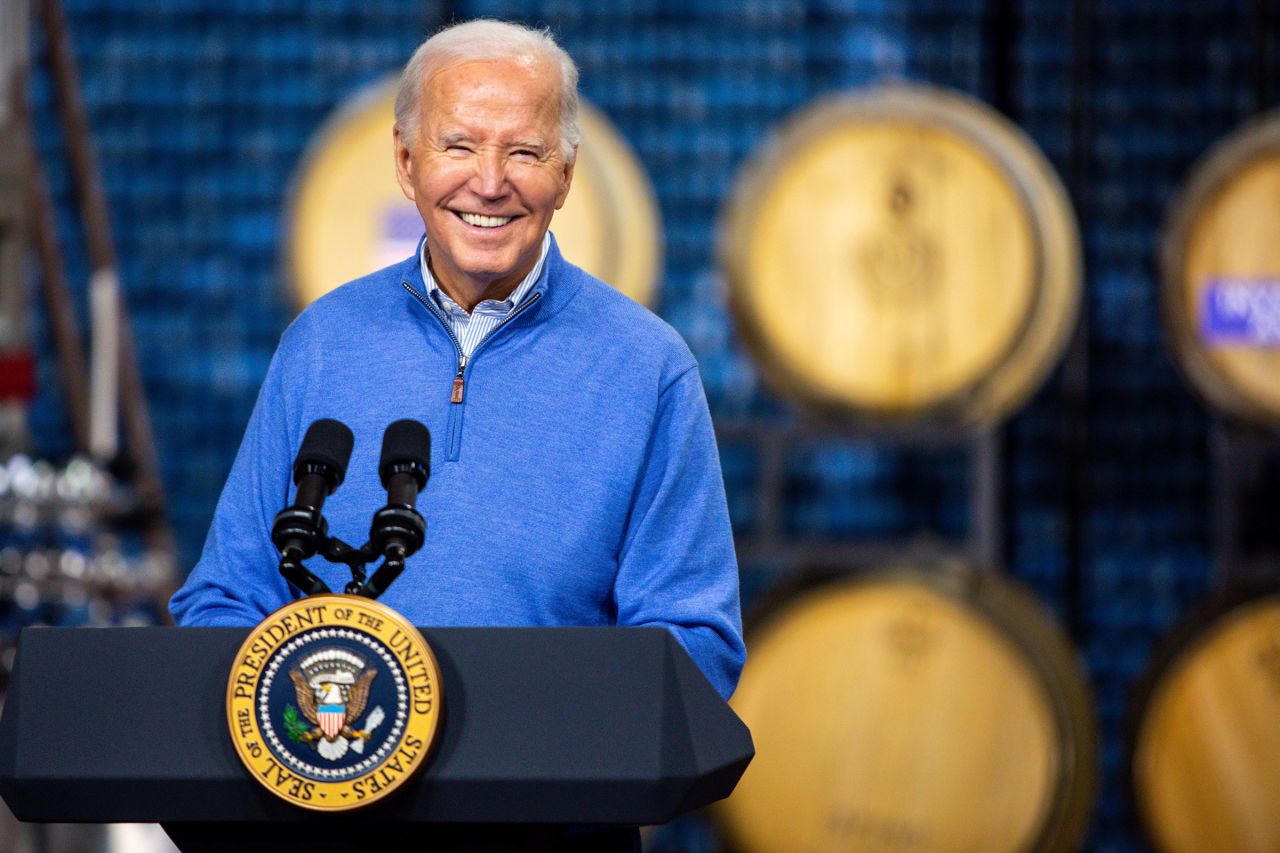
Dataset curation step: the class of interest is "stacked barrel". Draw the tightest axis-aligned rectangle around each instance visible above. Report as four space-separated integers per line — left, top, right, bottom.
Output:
714 84 1094 852
1127 113 1280 853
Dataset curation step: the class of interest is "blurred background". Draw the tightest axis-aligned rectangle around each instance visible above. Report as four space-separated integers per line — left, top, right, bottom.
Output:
3 0 1280 851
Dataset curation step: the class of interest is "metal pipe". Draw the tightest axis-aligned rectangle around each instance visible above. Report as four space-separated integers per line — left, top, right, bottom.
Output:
37 0 175 563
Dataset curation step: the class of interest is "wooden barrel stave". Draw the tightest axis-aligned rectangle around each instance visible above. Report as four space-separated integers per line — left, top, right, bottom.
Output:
717 567 1095 853
1130 590 1280 853
1162 113 1280 426
719 84 1081 426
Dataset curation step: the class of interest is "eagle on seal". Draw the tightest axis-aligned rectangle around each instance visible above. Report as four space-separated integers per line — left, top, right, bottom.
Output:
288 648 381 760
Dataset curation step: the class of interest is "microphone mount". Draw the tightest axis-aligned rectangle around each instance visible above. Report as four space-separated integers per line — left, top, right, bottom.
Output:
273 419 430 601
289 511 422 599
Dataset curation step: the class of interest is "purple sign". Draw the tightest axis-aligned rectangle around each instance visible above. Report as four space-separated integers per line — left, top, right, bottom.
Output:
1200 278 1280 348
383 206 423 241
376 204 423 269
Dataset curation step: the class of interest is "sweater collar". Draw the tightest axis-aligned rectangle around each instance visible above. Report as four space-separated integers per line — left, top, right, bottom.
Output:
400 230 582 324
419 232 549 314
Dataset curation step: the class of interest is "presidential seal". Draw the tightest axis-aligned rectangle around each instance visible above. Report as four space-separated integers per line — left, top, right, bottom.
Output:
226 594 441 811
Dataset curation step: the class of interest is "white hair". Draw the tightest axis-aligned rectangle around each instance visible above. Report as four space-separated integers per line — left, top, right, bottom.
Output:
394 19 581 163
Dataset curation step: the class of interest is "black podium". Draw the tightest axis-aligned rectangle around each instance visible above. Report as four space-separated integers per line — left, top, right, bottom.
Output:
0 626 752 852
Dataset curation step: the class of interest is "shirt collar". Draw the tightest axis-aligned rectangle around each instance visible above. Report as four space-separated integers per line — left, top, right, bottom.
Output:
419 232 551 315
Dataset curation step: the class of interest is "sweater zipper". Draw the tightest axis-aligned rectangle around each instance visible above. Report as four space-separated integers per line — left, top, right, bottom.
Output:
402 281 542 460
450 356 468 402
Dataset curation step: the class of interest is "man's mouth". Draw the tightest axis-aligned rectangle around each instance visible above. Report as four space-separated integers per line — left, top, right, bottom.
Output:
455 211 513 229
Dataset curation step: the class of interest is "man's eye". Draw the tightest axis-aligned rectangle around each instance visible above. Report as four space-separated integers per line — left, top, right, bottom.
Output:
445 144 472 154
512 149 539 161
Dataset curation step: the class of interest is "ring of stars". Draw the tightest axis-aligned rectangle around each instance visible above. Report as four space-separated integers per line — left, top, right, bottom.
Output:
257 626 410 780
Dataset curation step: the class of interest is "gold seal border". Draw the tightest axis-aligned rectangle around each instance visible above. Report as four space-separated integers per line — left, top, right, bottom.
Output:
226 594 442 811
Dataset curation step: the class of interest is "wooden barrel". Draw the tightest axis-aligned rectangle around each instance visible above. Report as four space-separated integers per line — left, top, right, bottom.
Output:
1129 586 1280 853
1162 113 1280 426
285 76 662 309
717 567 1095 853
719 84 1080 426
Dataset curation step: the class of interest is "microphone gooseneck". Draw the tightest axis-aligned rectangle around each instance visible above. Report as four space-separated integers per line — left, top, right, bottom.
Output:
272 418 355 594
269 418 429 600
361 419 431 599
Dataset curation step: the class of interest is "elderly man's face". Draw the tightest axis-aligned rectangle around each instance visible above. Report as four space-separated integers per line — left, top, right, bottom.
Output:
394 58 574 303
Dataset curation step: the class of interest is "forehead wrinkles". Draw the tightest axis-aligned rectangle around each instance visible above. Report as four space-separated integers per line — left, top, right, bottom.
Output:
430 101 556 144
422 59 561 146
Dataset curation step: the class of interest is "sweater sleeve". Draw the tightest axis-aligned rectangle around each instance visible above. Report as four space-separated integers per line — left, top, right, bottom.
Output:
613 365 745 700
168 337 298 626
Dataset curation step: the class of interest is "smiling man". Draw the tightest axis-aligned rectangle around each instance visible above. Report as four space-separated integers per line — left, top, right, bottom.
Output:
171 22 744 834
394 46 574 314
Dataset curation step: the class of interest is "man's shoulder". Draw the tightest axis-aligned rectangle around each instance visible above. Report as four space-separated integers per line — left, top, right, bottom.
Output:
305 258 413 318
284 258 416 341
551 261 695 371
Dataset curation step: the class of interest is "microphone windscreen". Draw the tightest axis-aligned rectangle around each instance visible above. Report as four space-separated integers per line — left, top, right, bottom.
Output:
294 418 355 486
379 419 431 488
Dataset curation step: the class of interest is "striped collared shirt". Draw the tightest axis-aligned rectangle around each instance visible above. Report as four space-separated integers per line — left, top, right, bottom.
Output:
419 232 550 358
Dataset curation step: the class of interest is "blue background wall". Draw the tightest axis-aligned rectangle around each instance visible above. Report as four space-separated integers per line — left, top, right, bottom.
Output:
24 1 1279 849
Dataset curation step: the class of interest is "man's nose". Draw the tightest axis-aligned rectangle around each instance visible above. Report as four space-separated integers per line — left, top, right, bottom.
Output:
471 150 508 198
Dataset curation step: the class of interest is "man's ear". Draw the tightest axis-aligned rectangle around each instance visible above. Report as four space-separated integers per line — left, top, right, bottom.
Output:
393 125 416 202
554 148 577 211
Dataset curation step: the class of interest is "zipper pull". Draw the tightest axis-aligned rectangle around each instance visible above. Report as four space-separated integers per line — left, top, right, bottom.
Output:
450 355 467 403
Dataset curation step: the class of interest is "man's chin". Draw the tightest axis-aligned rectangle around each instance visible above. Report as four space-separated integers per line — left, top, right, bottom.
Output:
457 250 539 283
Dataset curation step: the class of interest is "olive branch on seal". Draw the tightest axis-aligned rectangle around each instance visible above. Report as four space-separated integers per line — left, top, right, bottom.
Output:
283 704 310 743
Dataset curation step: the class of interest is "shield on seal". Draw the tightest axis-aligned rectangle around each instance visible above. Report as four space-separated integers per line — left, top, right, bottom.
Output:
317 704 346 739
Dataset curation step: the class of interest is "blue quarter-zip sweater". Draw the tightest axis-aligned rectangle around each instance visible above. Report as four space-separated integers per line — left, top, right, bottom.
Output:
170 236 745 699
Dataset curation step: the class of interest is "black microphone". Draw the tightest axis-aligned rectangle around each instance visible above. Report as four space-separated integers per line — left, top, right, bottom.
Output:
293 418 355 511
379 418 431 505
272 419 355 593
361 419 430 599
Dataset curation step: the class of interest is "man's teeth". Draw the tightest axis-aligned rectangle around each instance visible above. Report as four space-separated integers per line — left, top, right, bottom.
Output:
459 212 512 228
